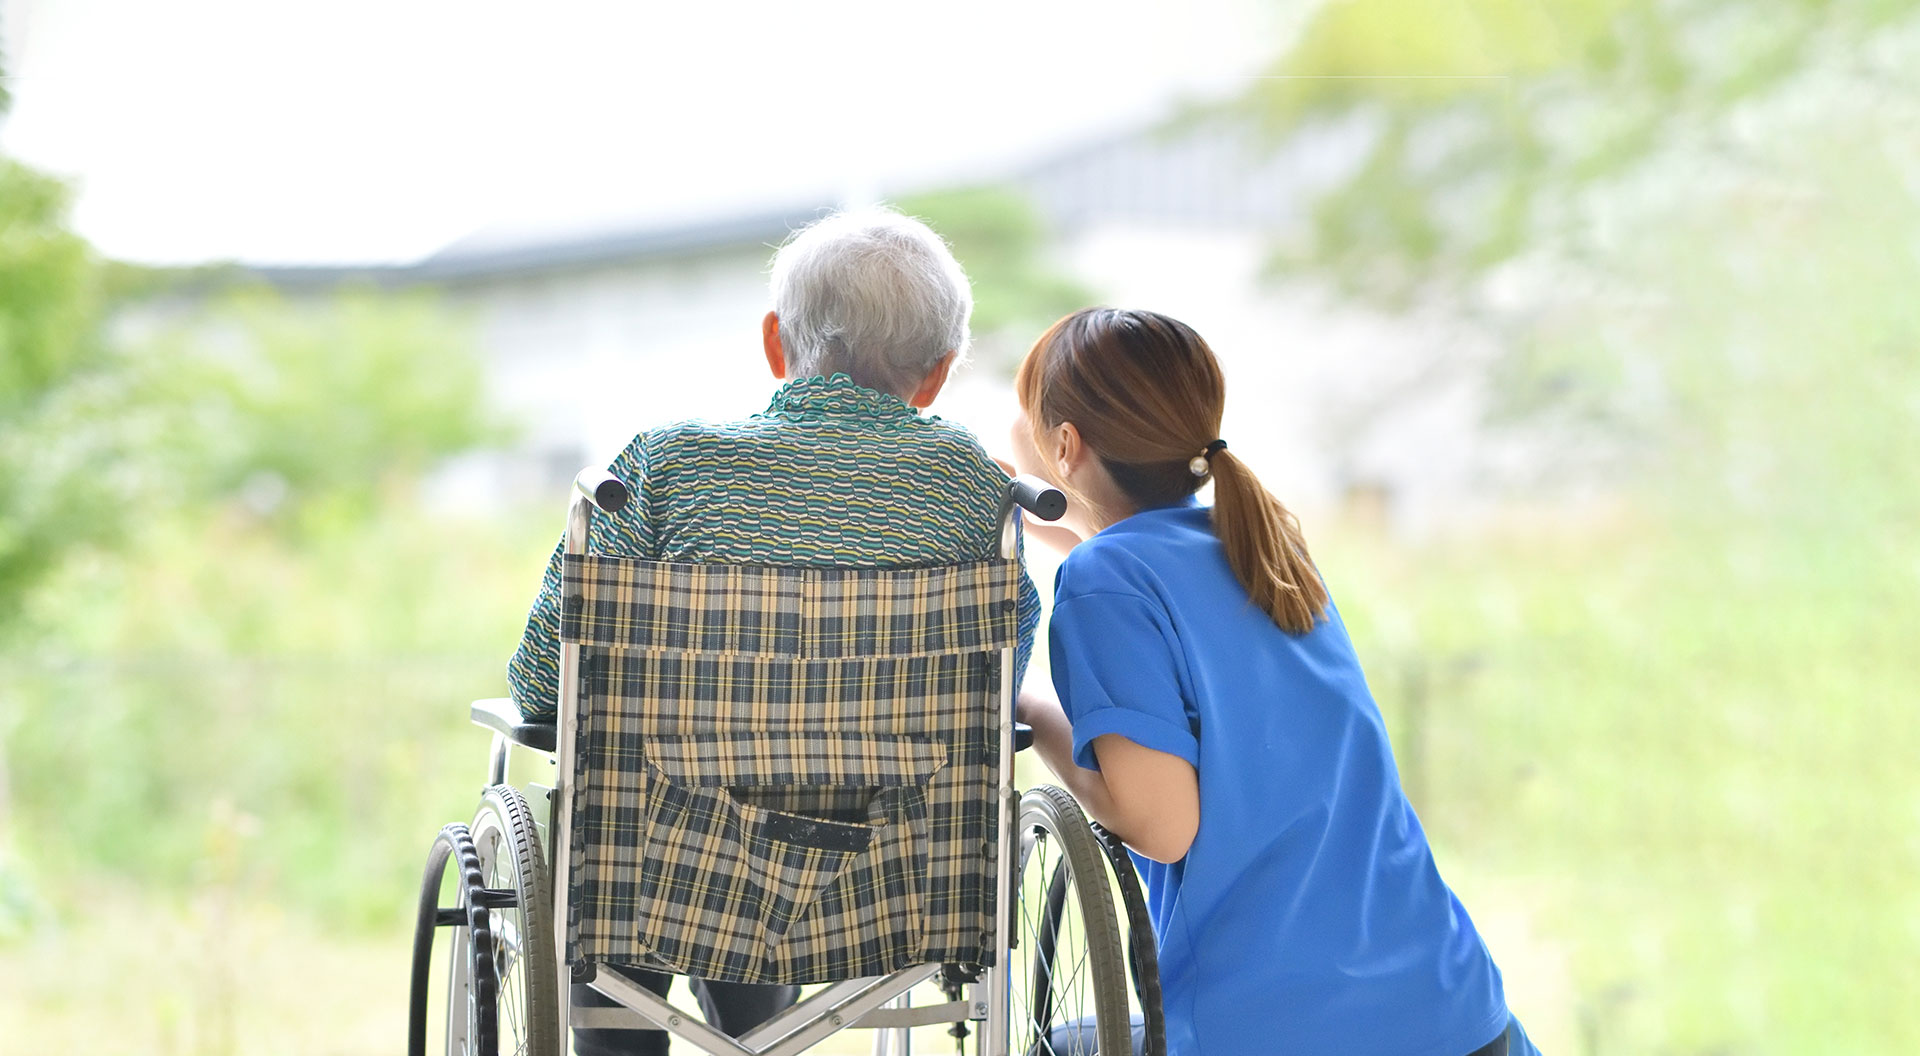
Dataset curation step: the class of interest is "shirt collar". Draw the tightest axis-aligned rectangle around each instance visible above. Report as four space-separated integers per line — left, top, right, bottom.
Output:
763 373 921 424
1102 492 1203 534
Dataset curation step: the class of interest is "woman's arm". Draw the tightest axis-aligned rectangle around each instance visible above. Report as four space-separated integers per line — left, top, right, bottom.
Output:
1020 688 1200 864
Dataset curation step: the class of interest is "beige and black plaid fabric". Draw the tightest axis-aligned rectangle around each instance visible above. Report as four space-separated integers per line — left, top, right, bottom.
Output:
560 554 1021 985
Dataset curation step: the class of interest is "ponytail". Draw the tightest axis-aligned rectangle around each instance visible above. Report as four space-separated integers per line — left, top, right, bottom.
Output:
1019 307 1331 635
1207 451 1329 634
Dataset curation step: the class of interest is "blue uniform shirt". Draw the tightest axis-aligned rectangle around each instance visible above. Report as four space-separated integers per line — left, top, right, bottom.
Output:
1048 502 1508 1056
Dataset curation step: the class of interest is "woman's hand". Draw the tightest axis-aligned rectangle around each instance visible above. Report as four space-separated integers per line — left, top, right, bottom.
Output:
1005 410 1047 478
1002 411 1085 556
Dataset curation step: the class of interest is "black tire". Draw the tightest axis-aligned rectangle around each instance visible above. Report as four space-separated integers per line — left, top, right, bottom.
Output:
1093 822 1166 1056
410 825 458 1056
470 785 561 1056
1010 786 1134 1056
409 823 498 1056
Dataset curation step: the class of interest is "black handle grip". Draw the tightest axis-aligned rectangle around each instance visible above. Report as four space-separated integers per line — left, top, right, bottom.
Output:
574 468 629 514
1008 475 1067 522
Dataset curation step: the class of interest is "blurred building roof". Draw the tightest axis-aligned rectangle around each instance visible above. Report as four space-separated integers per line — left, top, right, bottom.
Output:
1020 119 1314 232
252 118 1324 287
252 203 822 287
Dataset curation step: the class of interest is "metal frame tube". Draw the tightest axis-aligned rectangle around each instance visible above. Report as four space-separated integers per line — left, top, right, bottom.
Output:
552 493 594 1049
582 965 941 1056
984 499 1025 1056
872 989 912 1056
745 966 942 1056
486 732 510 789
447 921 472 1053
737 970 934 1051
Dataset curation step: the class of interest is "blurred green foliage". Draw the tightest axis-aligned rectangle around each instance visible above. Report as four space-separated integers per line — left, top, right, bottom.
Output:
898 185 1093 362
3 506 546 928
0 158 114 614
1241 0 1915 303
0 162 97 405
1239 2 1920 1052
0 146 516 949
1328 129 1919 1053
136 286 509 524
0 156 505 635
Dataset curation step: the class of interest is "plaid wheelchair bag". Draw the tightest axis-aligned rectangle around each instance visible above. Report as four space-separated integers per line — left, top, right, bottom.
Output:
559 554 1020 985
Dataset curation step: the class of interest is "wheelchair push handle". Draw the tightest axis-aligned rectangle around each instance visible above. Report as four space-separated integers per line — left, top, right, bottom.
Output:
574 466 1058 522
1007 475 1067 522
574 468 629 514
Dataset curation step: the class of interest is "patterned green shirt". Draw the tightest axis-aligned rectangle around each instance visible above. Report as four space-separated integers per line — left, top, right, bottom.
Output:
507 373 1042 719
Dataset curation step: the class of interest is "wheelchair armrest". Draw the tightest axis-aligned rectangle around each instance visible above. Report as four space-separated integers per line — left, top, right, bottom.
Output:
470 697 557 754
1014 722 1033 752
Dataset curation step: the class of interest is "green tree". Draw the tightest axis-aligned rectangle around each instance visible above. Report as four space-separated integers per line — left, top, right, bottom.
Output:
1238 0 1913 304
0 156 119 619
2 255 506 634
898 186 1094 369
138 285 508 526
1212 0 1920 494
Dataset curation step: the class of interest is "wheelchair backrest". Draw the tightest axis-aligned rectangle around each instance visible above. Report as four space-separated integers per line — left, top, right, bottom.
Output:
557 554 1021 986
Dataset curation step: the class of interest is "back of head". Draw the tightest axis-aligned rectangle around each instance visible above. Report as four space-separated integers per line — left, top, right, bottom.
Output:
768 208 973 398
1016 307 1331 634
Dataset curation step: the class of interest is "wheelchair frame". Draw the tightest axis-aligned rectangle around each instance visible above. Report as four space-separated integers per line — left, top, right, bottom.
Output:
420 466 1159 1056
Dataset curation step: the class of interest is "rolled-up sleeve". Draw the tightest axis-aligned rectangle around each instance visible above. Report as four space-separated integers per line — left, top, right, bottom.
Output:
1048 591 1199 771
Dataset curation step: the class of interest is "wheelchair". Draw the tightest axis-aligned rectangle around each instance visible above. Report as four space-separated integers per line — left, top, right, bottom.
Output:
409 468 1165 1056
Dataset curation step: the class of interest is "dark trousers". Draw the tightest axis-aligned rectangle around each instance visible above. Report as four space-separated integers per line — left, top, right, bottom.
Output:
571 964 798 1056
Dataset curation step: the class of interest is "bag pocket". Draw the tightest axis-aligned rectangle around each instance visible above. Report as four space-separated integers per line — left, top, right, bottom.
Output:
631 732 947 981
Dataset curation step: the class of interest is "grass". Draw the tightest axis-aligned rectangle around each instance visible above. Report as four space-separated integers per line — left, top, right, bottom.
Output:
0 879 403 1056
1317 507 1920 1055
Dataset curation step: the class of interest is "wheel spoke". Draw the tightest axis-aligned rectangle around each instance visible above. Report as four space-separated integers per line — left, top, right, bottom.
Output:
439 788 555 1056
1010 789 1135 1056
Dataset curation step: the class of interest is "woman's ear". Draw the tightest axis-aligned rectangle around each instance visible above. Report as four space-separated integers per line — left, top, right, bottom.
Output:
1050 421 1086 480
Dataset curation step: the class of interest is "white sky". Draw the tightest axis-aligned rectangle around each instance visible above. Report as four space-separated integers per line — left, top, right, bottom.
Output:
2 0 1291 265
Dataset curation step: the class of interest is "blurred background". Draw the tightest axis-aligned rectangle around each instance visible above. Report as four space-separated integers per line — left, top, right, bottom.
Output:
2 0 1916 1052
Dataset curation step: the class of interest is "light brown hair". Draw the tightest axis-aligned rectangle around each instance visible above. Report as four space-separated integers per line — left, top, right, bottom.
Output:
1016 307 1330 634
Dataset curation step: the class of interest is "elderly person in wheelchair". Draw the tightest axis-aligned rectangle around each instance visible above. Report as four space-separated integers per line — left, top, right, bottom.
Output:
412 209 1160 1056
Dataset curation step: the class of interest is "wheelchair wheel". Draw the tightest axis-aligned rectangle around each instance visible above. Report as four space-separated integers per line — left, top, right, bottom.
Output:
1093 822 1165 1056
410 822 496 1056
1010 786 1134 1056
468 785 560 1056
409 787 558 1056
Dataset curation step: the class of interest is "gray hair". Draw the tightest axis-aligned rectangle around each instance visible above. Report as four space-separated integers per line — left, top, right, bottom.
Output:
768 208 973 396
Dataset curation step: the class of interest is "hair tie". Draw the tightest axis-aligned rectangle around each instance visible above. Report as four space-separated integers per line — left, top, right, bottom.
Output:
1189 439 1228 477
